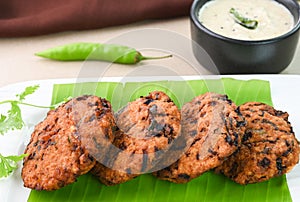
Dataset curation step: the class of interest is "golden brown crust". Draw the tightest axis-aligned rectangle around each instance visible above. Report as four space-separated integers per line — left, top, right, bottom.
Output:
215 102 300 184
153 92 246 183
22 95 115 190
91 91 181 185
91 161 135 186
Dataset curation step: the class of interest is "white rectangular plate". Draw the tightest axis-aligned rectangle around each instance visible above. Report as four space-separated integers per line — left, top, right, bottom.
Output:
0 75 299 202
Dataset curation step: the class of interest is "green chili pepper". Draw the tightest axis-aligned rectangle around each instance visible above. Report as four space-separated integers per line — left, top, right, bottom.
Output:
35 42 172 64
229 8 258 30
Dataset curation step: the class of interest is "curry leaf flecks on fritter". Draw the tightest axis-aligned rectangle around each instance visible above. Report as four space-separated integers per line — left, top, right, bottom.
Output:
215 102 300 184
91 91 181 185
153 92 246 183
22 95 116 190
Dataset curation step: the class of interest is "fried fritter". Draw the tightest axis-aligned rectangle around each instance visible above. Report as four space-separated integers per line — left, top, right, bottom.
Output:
22 95 115 190
215 102 300 184
154 92 246 183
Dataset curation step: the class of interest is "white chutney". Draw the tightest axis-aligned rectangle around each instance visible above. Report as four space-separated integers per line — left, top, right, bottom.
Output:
198 0 294 40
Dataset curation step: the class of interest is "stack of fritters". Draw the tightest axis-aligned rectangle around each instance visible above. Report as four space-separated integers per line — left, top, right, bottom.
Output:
21 92 300 191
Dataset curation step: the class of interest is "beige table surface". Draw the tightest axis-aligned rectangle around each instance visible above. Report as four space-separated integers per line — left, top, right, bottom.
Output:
1 16 300 88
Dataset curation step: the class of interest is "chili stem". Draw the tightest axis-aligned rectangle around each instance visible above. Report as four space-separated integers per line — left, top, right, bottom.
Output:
141 54 173 61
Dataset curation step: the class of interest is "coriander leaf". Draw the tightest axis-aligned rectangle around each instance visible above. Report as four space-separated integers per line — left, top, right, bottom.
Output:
0 153 28 178
0 84 68 136
0 102 24 135
230 8 258 30
0 114 6 122
16 85 40 101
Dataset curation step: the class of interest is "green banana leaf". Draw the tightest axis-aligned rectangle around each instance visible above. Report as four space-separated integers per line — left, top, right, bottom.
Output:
28 78 291 202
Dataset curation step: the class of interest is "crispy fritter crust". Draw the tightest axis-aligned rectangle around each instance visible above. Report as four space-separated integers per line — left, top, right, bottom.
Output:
91 91 181 185
153 92 246 183
215 102 300 184
22 95 115 190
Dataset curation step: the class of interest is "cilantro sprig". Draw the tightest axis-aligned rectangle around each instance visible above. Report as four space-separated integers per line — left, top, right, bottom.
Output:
0 85 55 135
0 85 70 179
0 153 28 178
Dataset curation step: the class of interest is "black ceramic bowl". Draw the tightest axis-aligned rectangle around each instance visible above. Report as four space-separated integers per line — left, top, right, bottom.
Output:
190 0 300 74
